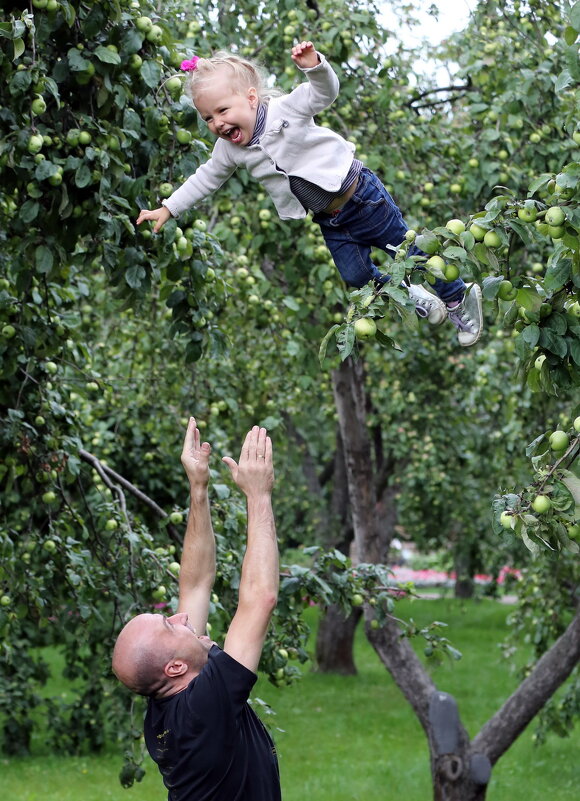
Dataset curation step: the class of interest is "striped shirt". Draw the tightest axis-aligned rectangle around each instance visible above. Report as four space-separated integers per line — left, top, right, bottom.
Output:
249 102 362 213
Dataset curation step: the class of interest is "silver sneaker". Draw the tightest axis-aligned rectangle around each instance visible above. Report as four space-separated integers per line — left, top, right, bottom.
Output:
407 284 447 326
446 283 483 347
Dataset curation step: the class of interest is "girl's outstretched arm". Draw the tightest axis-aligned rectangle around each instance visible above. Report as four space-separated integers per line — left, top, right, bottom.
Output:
136 205 172 233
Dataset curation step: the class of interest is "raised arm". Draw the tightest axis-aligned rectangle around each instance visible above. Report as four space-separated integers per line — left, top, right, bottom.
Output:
287 40 340 116
177 417 216 636
222 426 278 673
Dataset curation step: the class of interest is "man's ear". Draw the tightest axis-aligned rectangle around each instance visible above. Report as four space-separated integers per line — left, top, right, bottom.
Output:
164 659 188 678
247 86 258 107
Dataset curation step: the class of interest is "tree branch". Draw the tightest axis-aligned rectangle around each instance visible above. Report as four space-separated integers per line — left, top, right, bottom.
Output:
78 448 181 545
406 79 472 107
472 606 580 763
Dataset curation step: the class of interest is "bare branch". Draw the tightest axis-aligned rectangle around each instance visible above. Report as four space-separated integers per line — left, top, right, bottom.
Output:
472 607 580 763
78 448 181 544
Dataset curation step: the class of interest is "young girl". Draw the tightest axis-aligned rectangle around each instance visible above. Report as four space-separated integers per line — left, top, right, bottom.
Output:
136 41 483 347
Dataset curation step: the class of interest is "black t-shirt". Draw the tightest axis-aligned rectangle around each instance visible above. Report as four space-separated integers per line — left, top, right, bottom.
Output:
144 645 281 801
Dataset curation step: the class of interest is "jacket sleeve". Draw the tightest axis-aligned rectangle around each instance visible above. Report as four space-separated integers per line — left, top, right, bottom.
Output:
283 52 340 118
162 141 238 218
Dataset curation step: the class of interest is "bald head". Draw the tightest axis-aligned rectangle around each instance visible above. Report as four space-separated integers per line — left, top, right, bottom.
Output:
112 613 212 697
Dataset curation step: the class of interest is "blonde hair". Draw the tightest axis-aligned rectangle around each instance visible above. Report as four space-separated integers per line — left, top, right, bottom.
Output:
185 51 272 103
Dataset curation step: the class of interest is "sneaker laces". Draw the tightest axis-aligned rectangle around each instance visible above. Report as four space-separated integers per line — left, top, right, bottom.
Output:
447 302 475 333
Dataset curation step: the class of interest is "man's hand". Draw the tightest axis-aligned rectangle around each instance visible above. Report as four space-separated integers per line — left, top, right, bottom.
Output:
222 426 274 498
181 417 211 491
136 205 171 233
291 40 320 70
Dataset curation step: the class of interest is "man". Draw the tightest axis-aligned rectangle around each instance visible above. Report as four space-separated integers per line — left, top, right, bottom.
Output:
112 417 281 801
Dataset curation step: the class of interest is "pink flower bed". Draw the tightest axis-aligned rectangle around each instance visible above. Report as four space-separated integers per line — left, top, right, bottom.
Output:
390 565 520 588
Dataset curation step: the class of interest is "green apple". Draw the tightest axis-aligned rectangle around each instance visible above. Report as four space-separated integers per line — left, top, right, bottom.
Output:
531 495 551 514
48 169 63 186
35 415 46 426
444 264 460 281
27 134 44 154
166 76 182 96
445 219 465 235
42 490 57 504
105 518 118 531
45 361 58 374
498 280 517 301
0 595 11 607
128 53 143 72
66 128 81 146
2 324 16 339
517 206 537 223
152 585 167 601
469 223 486 241
351 593 364 607
159 182 173 198
258 209 272 221
567 523 580 541
176 128 192 145
31 96 47 115
43 538 57 552
549 430 569 451
194 219 207 231
500 511 513 530
135 15 153 32
426 255 446 272
146 25 163 44
277 648 289 661
572 132 580 145
404 229 416 242
483 230 501 248
168 561 181 576
548 225 565 239
574 416 580 432
354 317 377 339
78 130 91 145
545 206 565 226
169 511 184 524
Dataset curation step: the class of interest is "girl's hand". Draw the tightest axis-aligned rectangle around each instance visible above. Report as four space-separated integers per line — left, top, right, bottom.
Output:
136 205 171 233
291 41 320 70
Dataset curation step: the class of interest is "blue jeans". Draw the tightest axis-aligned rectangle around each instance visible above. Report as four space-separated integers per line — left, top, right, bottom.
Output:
313 167 465 304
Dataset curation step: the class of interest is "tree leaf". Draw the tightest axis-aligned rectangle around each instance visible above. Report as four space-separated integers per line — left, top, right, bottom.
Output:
94 45 121 64
570 1 580 32
13 38 24 61
319 324 340 366
35 245 54 274
539 328 567 358
554 69 572 93
522 324 540 348
75 163 92 188
141 60 162 89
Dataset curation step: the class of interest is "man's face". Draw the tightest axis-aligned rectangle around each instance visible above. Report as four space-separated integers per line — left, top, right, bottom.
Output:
160 611 215 658
113 612 215 692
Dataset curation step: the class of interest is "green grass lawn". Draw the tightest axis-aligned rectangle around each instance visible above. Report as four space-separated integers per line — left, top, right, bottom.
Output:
2 598 578 800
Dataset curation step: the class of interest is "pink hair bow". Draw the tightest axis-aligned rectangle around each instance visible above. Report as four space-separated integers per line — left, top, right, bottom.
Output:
180 56 199 72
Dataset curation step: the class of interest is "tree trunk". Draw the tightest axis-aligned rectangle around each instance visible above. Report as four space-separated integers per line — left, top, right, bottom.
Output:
315 604 362 674
330 356 580 801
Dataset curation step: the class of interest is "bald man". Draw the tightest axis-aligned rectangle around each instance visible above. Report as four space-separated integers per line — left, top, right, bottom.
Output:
112 418 281 801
